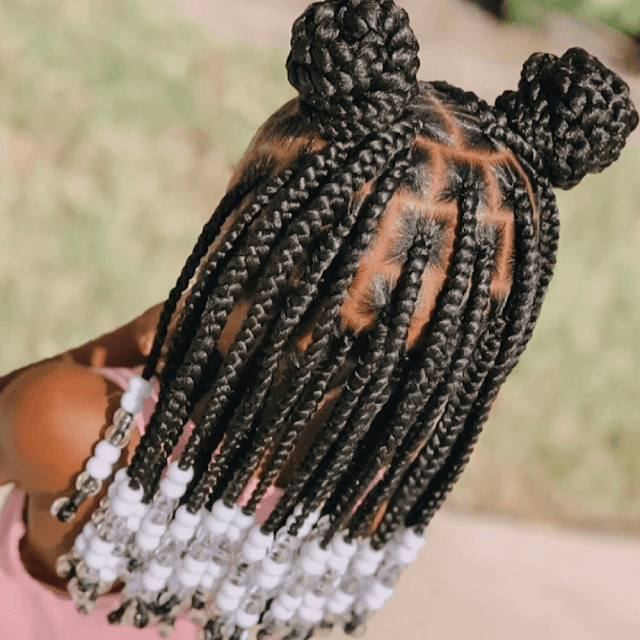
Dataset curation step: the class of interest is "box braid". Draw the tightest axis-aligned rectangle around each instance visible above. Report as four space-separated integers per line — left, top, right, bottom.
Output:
330 228 497 543
370 48 639 546
54 1 637 637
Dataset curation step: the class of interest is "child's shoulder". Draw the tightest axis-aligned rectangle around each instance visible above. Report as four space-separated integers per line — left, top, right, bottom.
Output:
0 361 123 494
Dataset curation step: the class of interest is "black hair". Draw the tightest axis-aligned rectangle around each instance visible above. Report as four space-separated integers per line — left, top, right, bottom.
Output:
121 0 637 557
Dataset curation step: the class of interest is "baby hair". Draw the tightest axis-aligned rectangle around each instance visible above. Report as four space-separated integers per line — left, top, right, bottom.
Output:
49 1 637 638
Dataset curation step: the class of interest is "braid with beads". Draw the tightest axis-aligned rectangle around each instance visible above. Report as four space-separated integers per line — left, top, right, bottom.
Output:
52 2 637 637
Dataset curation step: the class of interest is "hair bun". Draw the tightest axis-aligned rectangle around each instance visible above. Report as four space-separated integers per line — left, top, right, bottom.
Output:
495 47 638 189
287 0 420 142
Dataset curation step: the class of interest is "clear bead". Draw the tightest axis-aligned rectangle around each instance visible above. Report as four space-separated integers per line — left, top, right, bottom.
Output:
50 496 70 518
340 574 360 595
100 496 111 511
211 538 232 565
75 562 99 585
97 520 117 543
287 571 310 598
314 568 338 596
155 537 179 566
149 496 177 525
76 471 102 497
377 563 402 588
243 591 267 615
156 617 176 638
91 509 106 526
55 553 74 579
268 535 295 563
105 422 131 448
227 561 250 586
114 407 134 429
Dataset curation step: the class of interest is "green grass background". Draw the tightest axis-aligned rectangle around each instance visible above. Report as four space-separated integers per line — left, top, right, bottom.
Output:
1 0 638 533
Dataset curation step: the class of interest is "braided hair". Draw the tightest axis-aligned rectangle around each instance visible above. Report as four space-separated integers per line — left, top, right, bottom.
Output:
52 1 637 637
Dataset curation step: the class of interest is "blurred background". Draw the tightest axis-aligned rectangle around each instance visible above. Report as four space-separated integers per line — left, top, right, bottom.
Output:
0 0 639 562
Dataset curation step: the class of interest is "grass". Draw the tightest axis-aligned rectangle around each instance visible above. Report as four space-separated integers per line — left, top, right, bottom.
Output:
1 0 639 534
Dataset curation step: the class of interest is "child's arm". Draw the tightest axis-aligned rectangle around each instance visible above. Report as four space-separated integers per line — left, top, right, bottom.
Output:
0 303 163 396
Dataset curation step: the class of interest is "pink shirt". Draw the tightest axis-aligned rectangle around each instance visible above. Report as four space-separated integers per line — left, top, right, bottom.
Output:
0 367 282 639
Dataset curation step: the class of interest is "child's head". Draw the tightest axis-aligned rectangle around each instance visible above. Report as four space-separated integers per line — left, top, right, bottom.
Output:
53 0 637 636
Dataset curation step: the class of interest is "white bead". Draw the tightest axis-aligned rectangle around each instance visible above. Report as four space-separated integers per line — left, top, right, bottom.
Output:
85 550 109 570
364 589 390 612
108 482 119 502
327 553 350 574
332 534 358 559
85 456 113 481
111 498 135 518
134 501 149 518
159 477 187 500
297 509 321 538
368 578 395 602
234 509 255 530
117 481 144 504
261 556 290 577
355 543 385 565
167 461 194 485
302 539 331 564
205 561 224 580
114 468 128 484
90 536 115 555
199 573 215 590
173 505 201 527
219 579 246 600
276 592 303 611
136 531 162 552
204 517 229 537
142 571 167 593
148 559 173 579
120 391 144 414
225 524 244 544
183 555 207 574
352 544 384 576
325 589 356 615
299 555 325 576
271 600 296 622
168 520 197 542
397 528 425 552
200 562 223 589
99 567 118 583
74 534 88 554
177 568 202 588
241 541 268 563
246 525 274 549
127 375 153 399
297 603 323 625
210 500 238 523
235 609 261 630
140 518 167 538
391 544 419 566
302 590 325 609
126 515 142 532
255 570 280 590
82 522 97 542
94 440 121 465
215 590 241 614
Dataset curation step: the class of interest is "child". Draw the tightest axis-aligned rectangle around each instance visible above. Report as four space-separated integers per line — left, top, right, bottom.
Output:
0 0 637 639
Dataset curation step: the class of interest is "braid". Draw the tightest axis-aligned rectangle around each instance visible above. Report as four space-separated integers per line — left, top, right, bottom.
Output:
315 227 431 544
58 6 637 635
128 144 344 495
376 174 539 544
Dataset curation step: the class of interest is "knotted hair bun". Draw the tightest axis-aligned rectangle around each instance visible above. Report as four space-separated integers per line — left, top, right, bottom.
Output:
495 47 638 190
287 0 421 142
